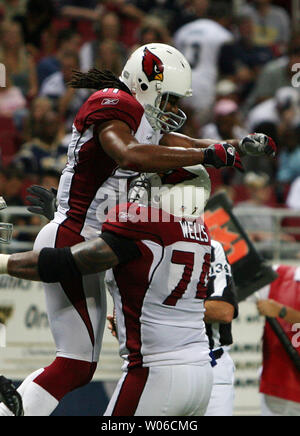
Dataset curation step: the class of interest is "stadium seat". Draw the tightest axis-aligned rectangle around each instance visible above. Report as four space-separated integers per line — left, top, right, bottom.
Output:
0 116 21 167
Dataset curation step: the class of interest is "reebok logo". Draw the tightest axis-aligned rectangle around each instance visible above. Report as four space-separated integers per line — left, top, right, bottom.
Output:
101 98 119 105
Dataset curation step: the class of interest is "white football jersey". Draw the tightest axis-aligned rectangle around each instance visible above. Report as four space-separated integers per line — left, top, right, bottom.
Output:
174 19 233 111
104 203 212 370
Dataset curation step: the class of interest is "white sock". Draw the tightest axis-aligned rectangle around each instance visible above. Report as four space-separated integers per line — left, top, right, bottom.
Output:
0 368 59 416
17 368 59 416
0 402 14 416
21 382 59 416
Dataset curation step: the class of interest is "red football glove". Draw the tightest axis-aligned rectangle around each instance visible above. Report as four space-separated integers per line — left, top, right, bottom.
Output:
203 143 244 172
239 133 277 157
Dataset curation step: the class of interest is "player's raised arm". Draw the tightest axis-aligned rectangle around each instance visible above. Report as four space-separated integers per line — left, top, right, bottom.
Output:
160 131 277 158
99 119 244 172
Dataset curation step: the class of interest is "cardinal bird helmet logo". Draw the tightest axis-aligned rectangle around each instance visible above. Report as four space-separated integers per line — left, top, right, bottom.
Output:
142 47 164 82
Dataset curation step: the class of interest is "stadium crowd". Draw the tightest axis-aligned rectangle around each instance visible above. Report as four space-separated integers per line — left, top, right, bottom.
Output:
0 0 299 245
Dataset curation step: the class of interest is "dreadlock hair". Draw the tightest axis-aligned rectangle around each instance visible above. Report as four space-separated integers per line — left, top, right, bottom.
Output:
68 68 132 95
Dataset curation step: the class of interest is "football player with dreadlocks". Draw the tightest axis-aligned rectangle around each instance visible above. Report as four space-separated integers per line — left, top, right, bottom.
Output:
0 43 276 416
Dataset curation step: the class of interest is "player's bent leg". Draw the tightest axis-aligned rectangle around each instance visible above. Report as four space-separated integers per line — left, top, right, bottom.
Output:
20 275 104 415
104 363 213 416
15 223 106 416
33 358 96 402
17 368 58 416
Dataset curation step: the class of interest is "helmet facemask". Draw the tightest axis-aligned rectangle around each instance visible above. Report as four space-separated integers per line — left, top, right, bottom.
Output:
145 92 187 133
0 197 13 244
128 173 162 207
0 223 13 244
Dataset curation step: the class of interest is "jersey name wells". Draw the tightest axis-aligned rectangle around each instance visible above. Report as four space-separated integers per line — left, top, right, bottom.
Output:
179 221 209 243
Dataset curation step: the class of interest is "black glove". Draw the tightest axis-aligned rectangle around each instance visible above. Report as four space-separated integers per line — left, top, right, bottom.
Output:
203 143 244 172
0 375 23 416
26 185 57 221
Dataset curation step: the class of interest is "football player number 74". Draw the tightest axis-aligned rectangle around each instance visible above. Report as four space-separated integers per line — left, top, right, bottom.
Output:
163 249 211 306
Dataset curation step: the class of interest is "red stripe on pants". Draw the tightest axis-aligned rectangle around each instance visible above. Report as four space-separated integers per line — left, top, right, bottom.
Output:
55 225 95 348
112 367 149 416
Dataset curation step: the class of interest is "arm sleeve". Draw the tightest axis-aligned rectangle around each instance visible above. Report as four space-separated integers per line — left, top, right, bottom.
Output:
38 232 141 283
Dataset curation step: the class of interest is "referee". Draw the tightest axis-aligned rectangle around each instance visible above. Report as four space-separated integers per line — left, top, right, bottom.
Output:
204 240 238 416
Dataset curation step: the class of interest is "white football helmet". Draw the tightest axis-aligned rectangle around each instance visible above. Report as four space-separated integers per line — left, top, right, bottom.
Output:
121 43 192 133
128 165 211 220
0 197 13 244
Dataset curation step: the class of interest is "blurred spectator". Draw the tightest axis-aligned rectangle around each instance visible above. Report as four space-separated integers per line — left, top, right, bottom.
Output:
286 176 300 209
39 52 89 132
234 172 293 257
0 72 25 167
79 10 127 72
276 126 300 184
0 75 26 119
246 86 300 132
241 0 291 55
131 15 171 51
0 167 24 206
0 0 27 20
22 96 53 142
38 169 60 191
201 99 248 141
56 0 104 43
13 111 67 175
174 1 233 124
58 0 102 21
201 99 249 186
183 0 210 20
215 79 240 103
37 28 82 87
0 115 21 168
13 0 56 56
219 14 273 100
121 0 191 35
256 265 300 416
0 20 38 99
95 40 124 76
39 51 78 99
79 12 127 74
243 31 300 112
